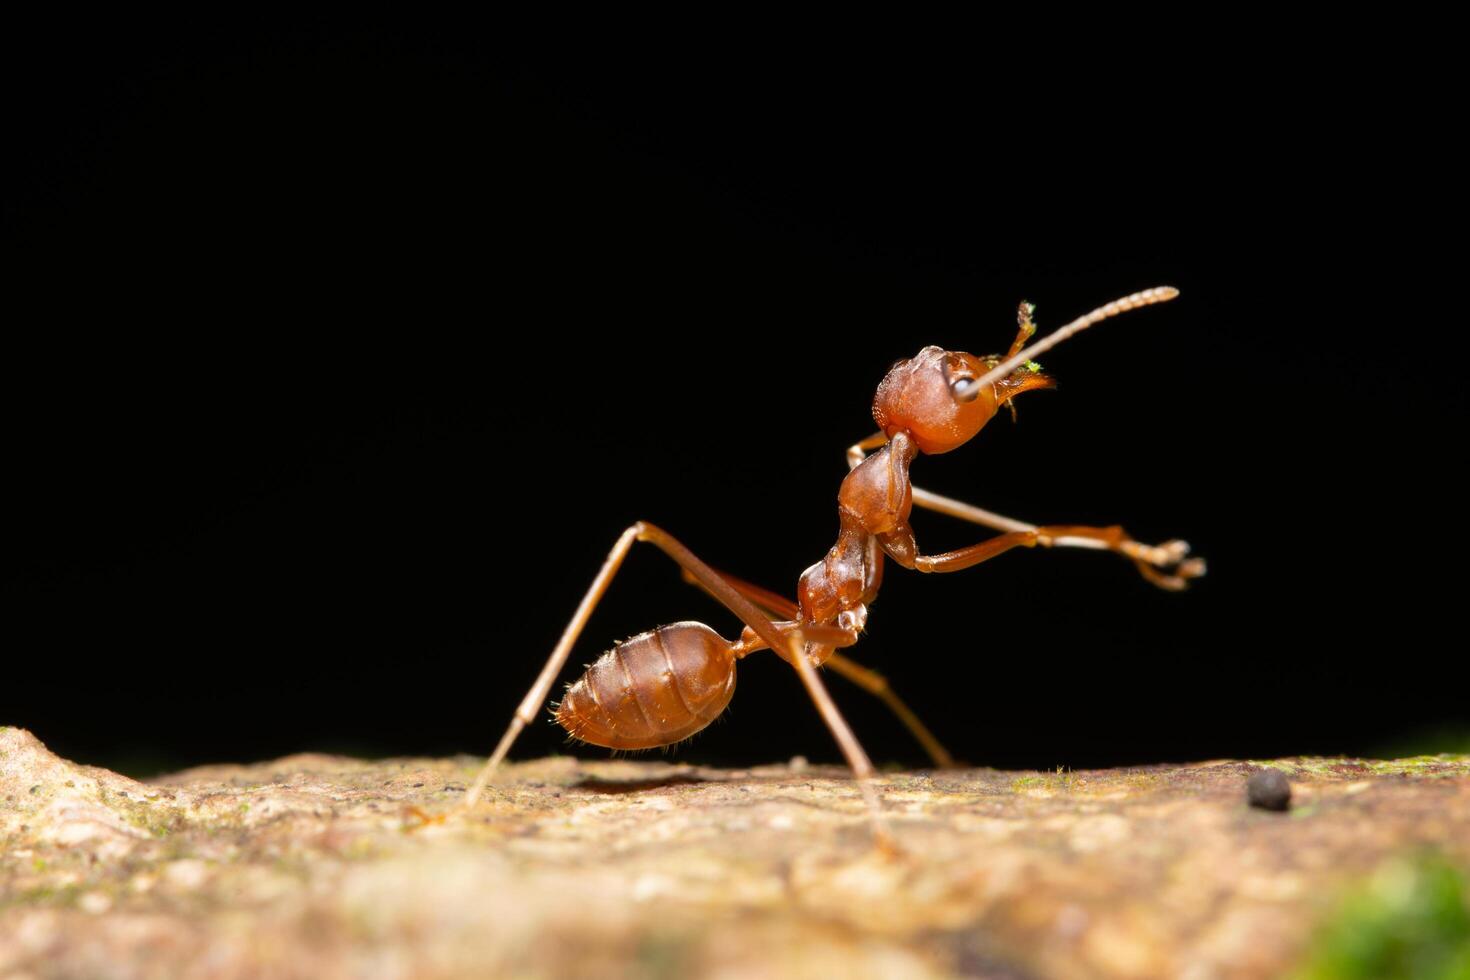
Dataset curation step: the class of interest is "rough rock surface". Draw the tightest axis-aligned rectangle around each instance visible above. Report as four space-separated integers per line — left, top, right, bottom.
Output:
2 726 1467 979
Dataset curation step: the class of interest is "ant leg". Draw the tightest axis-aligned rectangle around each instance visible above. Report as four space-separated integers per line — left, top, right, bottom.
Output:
847 433 1205 590
679 567 799 620
680 567 959 768
822 655 957 768
1033 524 1204 591
462 524 641 810
913 496 1205 590
627 527 894 845
899 524 1200 593
907 531 1043 574
464 522 893 845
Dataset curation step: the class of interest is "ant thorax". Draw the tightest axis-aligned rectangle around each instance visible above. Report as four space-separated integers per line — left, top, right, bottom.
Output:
795 432 917 630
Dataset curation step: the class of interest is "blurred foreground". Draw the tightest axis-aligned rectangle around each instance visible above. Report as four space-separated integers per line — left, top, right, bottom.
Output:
2 728 1467 979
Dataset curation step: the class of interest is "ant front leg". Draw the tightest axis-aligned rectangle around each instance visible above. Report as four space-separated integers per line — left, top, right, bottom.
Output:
878 526 1042 574
461 522 894 847
847 434 1206 590
1034 525 1203 591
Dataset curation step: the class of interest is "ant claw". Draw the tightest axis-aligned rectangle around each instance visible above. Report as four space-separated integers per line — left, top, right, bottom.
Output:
1132 554 1207 591
1158 539 1192 563
1123 537 1207 591
1120 537 1192 569
1136 565 1187 591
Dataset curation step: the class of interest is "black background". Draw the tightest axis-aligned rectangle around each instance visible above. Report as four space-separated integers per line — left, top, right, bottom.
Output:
4 17 1463 776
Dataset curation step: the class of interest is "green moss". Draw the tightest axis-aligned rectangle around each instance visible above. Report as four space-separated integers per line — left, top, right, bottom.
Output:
1292 854 1470 979
1119 773 1160 790
1289 758 1358 777
109 791 186 840
1366 756 1470 777
1248 760 1298 773
1248 756 1470 780
1009 767 1080 793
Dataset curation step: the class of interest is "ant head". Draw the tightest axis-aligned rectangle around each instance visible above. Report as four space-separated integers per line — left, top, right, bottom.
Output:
872 288 1181 455
872 346 1055 454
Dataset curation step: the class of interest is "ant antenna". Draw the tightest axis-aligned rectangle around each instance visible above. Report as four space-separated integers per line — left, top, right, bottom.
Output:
972 286 1180 391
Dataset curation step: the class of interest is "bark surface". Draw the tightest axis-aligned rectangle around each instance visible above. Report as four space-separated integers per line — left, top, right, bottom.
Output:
2 727 1467 979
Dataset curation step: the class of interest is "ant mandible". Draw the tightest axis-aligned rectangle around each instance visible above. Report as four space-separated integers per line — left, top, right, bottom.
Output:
461 287 1204 846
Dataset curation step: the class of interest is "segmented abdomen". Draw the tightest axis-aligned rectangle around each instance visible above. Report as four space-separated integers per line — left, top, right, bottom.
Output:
555 621 737 749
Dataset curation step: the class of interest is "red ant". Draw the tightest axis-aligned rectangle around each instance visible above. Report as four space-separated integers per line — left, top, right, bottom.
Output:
459 287 1204 846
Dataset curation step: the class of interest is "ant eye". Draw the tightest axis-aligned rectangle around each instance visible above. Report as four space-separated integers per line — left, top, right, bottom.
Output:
950 376 980 403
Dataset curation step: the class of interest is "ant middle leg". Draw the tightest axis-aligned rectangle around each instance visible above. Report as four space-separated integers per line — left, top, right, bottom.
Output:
822 655 958 769
686 568 958 768
680 567 959 768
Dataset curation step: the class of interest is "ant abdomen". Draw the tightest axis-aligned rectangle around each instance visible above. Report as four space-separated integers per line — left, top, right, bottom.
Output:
554 621 738 750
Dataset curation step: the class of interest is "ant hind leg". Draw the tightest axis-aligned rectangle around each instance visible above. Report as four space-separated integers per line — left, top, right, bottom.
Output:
462 522 895 848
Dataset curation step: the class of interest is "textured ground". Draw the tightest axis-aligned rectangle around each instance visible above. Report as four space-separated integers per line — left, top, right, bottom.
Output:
2 726 1468 979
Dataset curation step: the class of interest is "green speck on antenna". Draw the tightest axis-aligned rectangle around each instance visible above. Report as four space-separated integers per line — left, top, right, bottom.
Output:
1025 360 1042 372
